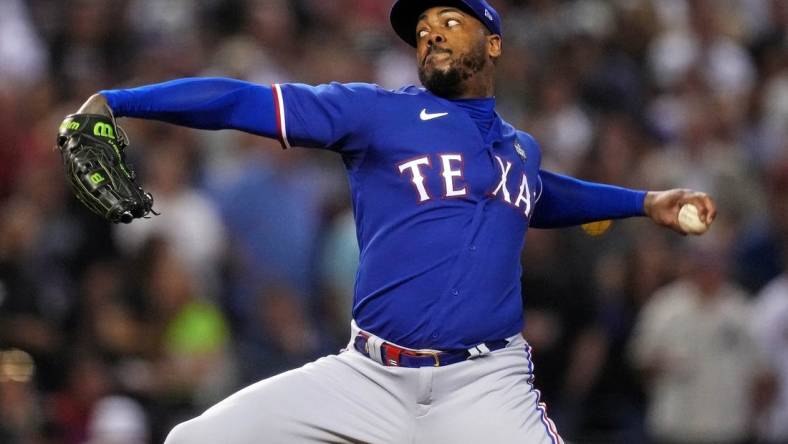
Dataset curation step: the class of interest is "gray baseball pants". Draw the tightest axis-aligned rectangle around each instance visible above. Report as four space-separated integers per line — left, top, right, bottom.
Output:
164 323 563 444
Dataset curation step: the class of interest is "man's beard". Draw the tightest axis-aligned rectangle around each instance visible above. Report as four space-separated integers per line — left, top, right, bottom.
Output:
418 42 488 98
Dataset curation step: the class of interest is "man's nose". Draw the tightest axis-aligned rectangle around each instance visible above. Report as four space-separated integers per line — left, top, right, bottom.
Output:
428 33 446 47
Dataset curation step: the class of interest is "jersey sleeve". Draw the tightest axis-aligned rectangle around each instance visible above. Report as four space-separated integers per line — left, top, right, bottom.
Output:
272 82 378 154
101 77 278 136
529 170 647 228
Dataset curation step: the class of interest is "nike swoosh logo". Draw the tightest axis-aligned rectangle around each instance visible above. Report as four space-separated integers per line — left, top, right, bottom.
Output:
420 109 449 121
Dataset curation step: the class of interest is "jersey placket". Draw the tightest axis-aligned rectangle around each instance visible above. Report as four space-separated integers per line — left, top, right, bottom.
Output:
426 108 504 344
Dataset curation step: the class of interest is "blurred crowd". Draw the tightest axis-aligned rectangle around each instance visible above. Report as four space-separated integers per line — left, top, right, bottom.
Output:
0 0 786 442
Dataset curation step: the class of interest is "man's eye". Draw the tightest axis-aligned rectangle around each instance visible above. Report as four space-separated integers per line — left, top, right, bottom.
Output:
447 19 460 27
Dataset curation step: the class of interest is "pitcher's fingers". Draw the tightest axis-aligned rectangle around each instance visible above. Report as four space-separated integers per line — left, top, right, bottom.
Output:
702 195 717 225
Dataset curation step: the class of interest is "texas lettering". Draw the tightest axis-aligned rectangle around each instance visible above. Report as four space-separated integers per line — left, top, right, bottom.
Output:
397 154 533 217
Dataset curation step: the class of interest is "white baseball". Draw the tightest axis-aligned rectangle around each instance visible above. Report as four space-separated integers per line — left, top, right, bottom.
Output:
678 204 708 235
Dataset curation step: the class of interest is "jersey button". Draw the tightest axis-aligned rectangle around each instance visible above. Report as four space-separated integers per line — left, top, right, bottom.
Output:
431 332 439 338
451 288 459 296
469 245 477 251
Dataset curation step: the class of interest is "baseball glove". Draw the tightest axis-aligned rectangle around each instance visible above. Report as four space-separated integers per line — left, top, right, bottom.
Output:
57 113 156 223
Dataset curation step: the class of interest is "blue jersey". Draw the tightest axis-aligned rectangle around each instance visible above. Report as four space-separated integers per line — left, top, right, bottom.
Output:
102 78 646 350
273 82 540 349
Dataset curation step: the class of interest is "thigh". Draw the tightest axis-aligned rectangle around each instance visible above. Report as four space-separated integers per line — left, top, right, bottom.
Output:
418 342 563 444
165 351 413 444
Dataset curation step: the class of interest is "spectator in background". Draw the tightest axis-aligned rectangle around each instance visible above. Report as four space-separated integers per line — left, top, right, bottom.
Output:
0 0 48 87
523 219 672 442
137 238 235 415
72 260 147 359
640 87 766 229
735 152 788 292
243 0 299 83
203 132 341 322
0 198 66 393
0 349 42 444
648 0 756 99
47 0 121 101
235 282 330 384
745 14 787 170
629 238 764 444
114 132 226 296
126 0 202 45
520 228 599 438
750 161 788 443
48 352 113 444
318 209 361 342
530 72 594 174
752 252 788 443
84 395 150 444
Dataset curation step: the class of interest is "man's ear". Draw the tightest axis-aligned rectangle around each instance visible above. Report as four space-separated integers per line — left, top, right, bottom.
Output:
487 34 502 60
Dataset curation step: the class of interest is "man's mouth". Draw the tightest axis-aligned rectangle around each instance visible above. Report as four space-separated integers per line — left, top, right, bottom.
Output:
423 48 452 66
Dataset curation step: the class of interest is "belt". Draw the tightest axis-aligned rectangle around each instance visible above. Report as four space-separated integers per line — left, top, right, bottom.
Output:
353 332 510 368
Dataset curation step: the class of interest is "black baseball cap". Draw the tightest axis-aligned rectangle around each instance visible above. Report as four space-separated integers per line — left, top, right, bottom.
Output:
390 0 502 48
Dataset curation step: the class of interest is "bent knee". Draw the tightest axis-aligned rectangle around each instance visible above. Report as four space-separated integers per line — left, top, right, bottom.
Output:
164 417 214 444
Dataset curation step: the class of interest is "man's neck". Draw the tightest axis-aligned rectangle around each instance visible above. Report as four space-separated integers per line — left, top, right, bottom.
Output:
452 79 494 99
453 69 495 99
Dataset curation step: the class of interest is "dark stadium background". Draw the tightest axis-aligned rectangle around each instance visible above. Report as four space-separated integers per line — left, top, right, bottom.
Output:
0 0 786 442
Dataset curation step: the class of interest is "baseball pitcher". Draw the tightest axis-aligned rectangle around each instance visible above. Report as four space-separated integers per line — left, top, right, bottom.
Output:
58 1 717 442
